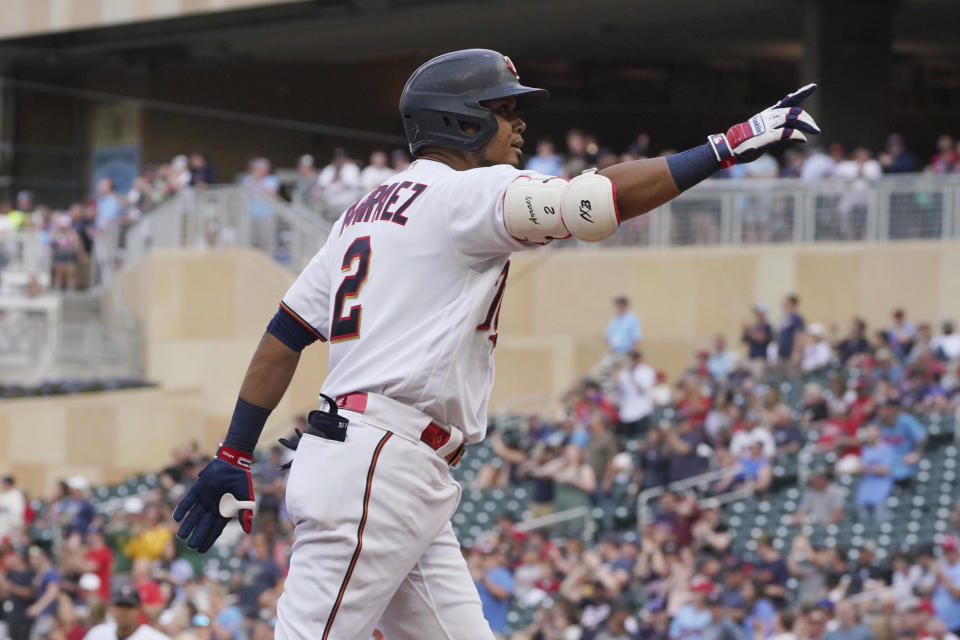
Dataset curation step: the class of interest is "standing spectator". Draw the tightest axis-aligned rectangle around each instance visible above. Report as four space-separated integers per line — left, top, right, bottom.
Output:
26 546 59 640
755 537 790 605
241 157 280 251
628 132 652 158
293 154 318 204
253 447 288 519
564 129 589 178
585 414 619 498
800 145 843 181
666 415 709 483
933 537 960 635
605 296 642 357
669 577 713 640
1 551 36 640
525 139 564 176
63 477 95 538
777 295 805 365
188 152 216 187
703 592 745 640
122 505 171 564
50 214 87 292
929 135 958 174
823 600 874 640
82 583 169 640
888 309 917 360
742 305 773 376
837 318 873 364
129 559 164 622
316 147 362 216
855 425 895 521
707 335 737 383
802 324 833 372
94 179 122 230
473 546 514 639
360 150 395 192
0 475 26 540
637 426 671 491
82 531 112 602
931 321 960 362
880 133 917 174
7 191 32 230
791 468 845 526
615 351 655 437
877 397 926 485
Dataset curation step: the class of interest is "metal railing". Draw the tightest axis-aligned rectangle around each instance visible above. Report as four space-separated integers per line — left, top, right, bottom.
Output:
124 185 333 271
637 465 755 526
594 173 960 248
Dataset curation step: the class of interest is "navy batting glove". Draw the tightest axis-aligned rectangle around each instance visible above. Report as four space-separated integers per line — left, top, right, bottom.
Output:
173 445 255 553
708 83 821 167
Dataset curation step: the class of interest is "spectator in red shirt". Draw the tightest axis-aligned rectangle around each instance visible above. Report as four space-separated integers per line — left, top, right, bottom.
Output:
82 530 113 601
130 558 165 622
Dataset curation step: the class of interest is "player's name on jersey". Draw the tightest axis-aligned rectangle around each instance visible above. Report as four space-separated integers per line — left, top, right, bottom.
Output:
340 180 428 234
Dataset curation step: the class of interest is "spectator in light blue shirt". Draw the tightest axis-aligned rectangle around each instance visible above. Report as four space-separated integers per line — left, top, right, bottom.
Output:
605 297 641 355
878 397 926 483
669 578 713 640
524 139 564 176
933 537 960 633
475 547 514 637
856 425 894 521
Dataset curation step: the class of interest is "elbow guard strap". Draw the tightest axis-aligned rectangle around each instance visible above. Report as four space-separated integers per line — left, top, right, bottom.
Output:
502 169 620 244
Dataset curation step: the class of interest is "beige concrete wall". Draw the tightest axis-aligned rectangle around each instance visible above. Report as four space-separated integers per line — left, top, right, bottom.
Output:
7 241 959 494
0 0 306 40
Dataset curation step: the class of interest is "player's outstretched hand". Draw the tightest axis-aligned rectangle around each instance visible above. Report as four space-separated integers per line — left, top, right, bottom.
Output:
173 445 256 553
708 83 820 167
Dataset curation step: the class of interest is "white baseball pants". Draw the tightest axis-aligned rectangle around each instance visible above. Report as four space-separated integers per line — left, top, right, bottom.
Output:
275 396 496 640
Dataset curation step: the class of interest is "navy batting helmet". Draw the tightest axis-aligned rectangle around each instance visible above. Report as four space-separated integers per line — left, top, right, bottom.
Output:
400 49 549 156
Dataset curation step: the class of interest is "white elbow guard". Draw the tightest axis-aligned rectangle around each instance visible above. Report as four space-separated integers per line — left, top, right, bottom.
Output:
502 169 620 244
503 175 571 243
560 169 620 242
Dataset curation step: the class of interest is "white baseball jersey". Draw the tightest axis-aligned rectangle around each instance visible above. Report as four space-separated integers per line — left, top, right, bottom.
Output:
282 159 549 443
83 622 170 640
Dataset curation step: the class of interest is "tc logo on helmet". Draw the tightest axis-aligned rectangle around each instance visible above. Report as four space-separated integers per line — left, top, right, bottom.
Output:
504 56 519 79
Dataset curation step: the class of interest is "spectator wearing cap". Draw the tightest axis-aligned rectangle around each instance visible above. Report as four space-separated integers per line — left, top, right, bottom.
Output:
669 577 713 640
390 148 410 172
472 545 514 639
63 477 95 538
83 583 170 639
777 295 805 365
837 318 873 365
802 324 833 373
637 597 671 640
856 425 895 521
742 305 774 374
0 475 26 540
793 468 845 526
605 296 642 356
933 537 960 634
880 134 917 174
878 397 926 486
615 350 656 438
823 600 873 640
360 150 395 192
703 591 745 640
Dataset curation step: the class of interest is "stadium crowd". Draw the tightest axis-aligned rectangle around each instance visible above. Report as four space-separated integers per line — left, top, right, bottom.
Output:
2 127 960 295
1 291 959 640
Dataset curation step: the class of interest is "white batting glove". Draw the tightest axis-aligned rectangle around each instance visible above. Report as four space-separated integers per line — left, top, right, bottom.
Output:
708 84 821 168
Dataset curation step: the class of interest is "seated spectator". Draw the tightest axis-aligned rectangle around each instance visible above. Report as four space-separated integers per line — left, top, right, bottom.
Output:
531 444 596 516
856 425 895 521
888 308 917 360
390 148 410 172
665 415 709 483
637 424 671 491
932 537 960 635
823 600 873 640
771 405 805 455
738 440 773 494
792 467 845 526
802 324 833 372
877 397 926 485
292 154 318 203
585 413 619 496
742 304 773 376
923 618 960 640
929 134 958 174
26 546 61 640
63 477 95 538
778 295 806 365
932 321 960 362
707 335 737 383
317 147 362 215
473 545 514 638
837 318 873 365
524 138 564 176
188 151 216 187
669 577 713 639
730 418 775 460
122 506 172 563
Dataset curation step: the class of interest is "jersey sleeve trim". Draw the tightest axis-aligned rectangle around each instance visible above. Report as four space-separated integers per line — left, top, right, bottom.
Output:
279 301 328 342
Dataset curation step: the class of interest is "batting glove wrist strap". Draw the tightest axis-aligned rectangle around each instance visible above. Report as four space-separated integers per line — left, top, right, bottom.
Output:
216 445 253 470
709 83 821 167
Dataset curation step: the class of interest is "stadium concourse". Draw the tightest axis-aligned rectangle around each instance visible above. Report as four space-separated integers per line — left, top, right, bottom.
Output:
1 296 959 640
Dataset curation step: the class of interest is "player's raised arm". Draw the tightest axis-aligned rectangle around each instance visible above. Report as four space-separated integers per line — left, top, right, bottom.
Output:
503 85 820 243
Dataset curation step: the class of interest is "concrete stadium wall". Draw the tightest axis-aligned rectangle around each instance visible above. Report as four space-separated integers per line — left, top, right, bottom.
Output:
6 241 959 495
0 0 303 40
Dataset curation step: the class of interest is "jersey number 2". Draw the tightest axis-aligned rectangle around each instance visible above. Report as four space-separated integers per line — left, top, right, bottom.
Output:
330 236 371 342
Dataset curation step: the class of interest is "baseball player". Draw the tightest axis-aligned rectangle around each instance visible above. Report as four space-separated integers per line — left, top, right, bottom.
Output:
173 49 819 639
82 584 170 640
